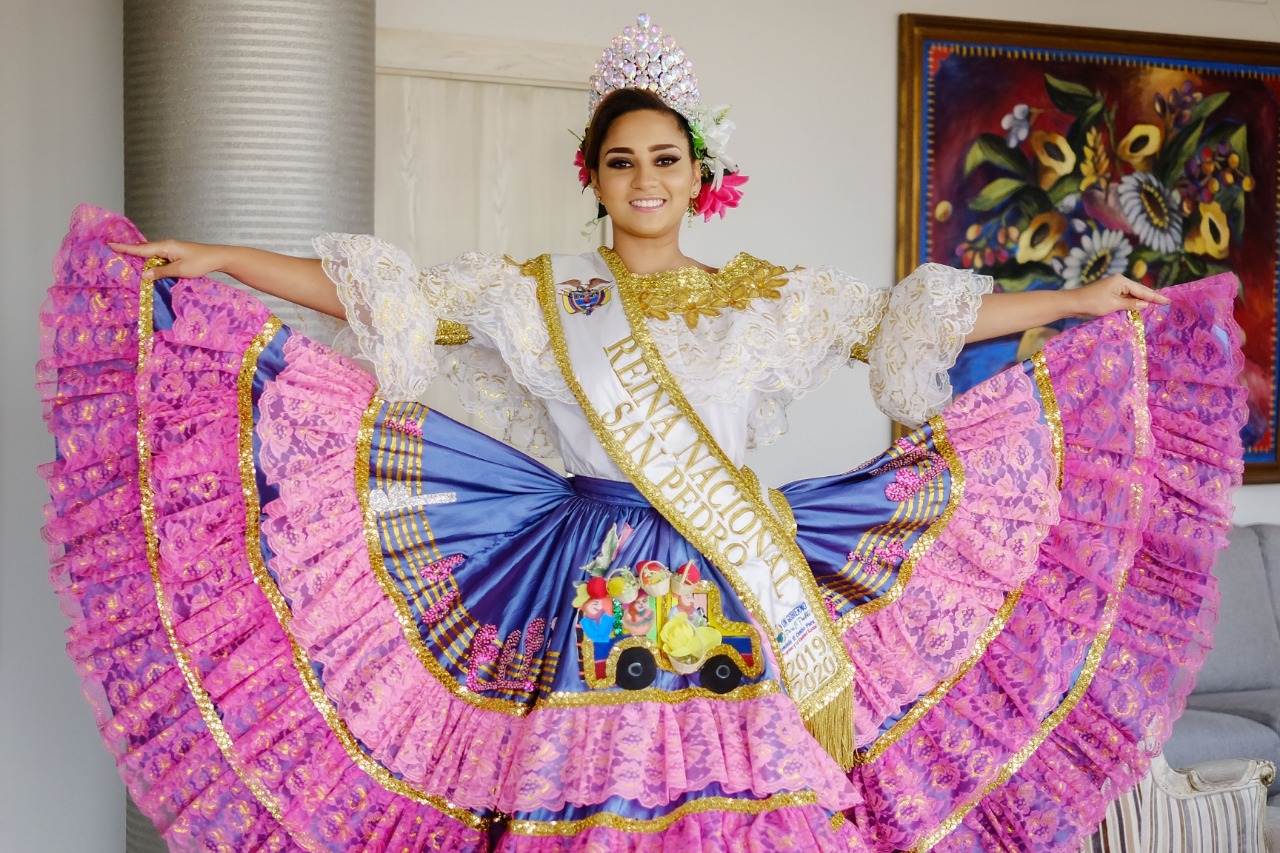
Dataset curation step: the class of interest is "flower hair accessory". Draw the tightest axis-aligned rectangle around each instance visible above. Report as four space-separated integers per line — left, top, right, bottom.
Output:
577 13 747 220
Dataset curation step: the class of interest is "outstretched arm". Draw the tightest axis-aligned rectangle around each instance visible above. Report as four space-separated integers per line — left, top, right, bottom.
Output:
966 273 1168 343
107 240 345 319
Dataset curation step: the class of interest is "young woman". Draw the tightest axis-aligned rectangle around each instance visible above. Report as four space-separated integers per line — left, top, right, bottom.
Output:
38 15 1243 852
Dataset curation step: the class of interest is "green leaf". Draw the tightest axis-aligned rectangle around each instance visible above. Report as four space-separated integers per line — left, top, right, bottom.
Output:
1044 73 1099 116
1228 123 1250 175
964 133 1033 179
1015 186 1055 219
1067 101 1107 151
1047 174 1081 206
967 177 1027 212
1130 246 1168 265
1187 91 1230 126
996 265 1057 293
1157 117 1205 187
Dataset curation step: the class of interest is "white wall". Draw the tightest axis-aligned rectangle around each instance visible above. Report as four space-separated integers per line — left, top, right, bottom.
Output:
3 1 1278 850
1 0 126 850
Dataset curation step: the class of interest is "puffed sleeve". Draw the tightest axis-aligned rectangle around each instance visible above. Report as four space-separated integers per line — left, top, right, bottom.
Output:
864 262 992 426
314 234 566 456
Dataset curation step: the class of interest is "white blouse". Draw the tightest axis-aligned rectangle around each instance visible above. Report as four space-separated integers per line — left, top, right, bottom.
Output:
317 235 991 480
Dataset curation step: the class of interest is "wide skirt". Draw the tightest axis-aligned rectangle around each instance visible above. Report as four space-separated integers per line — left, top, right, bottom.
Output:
36 205 1245 851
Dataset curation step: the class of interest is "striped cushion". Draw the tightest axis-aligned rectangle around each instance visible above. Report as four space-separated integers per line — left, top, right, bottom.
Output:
1079 755 1274 853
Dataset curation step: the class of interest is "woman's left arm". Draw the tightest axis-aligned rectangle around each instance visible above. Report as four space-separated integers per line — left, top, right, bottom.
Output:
966 274 1169 343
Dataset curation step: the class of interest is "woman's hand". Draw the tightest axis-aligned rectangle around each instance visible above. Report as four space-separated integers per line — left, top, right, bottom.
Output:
107 239 228 281
1068 273 1170 318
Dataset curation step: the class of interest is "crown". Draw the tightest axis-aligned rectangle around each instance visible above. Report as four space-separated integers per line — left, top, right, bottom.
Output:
587 14 700 123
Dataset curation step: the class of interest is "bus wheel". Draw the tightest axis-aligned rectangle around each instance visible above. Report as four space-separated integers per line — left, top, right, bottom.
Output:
616 647 657 690
700 654 742 694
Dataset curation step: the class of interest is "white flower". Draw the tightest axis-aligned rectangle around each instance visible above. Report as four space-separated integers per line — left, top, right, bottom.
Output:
1053 229 1132 289
688 103 737 188
1001 104 1031 148
1117 172 1182 255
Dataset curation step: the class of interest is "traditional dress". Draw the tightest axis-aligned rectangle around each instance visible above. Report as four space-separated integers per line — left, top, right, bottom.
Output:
37 205 1244 852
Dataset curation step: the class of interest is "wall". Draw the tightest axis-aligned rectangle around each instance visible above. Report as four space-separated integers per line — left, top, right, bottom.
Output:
1 0 126 850
3 1 1278 850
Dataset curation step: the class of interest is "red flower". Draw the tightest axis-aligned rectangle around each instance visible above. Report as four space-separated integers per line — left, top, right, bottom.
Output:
692 172 748 221
573 150 591 189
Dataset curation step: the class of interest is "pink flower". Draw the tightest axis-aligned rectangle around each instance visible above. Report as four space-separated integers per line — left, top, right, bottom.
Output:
573 150 590 188
693 172 748 221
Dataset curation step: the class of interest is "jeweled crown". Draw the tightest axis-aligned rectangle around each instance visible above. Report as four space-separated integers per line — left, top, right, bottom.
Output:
587 14 700 123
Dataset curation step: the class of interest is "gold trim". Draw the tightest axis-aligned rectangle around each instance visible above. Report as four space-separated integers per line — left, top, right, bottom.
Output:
1031 352 1065 491
910 551 1134 852
506 790 820 837
853 589 1024 766
539 253 857 759
541 680 780 708
233 325 489 830
837 420 965 631
1128 310 1151 459
133 267 320 846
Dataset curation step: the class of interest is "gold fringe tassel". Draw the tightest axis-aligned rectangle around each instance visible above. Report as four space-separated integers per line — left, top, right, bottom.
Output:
804 683 856 771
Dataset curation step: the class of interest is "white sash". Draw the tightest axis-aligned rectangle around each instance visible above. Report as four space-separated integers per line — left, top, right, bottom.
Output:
534 250 856 769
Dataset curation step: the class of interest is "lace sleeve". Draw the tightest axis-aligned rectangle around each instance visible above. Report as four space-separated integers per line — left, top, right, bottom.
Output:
315 233 442 401
867 262 992 427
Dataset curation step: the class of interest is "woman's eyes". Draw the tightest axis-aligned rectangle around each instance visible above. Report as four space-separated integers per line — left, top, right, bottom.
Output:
605 155 682 169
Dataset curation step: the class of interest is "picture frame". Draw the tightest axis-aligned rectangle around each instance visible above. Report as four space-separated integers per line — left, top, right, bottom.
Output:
897 14 1280 484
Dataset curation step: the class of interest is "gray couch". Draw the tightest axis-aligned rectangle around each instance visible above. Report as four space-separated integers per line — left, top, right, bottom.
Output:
1165 523 1280 810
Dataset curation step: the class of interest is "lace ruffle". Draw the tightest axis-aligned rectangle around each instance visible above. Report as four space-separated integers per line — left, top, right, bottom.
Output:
868 263 992 427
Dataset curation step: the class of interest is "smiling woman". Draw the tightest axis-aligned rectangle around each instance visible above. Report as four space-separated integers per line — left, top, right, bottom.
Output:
34 12 1247 853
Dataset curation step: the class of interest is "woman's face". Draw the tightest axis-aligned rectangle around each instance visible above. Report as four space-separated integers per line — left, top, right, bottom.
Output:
591 109 702 241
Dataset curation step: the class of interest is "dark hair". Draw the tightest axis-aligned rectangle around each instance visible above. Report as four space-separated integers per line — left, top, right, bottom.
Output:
582 88 697 218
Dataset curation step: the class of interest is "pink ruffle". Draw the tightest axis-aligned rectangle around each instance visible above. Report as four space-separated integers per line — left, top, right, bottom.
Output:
844 365 1060 741
38 205 486 851
256 333 859 816
845 278 1243 852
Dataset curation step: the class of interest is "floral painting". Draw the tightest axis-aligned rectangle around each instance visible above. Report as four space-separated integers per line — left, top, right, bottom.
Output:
897 15 1280 482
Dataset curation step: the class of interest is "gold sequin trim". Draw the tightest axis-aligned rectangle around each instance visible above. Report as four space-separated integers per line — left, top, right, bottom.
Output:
541 253 857 763
1031 352 1065 491
134 265 322 848
506 790 819 837
234 330 489 830
909 534 1137 851
1128 310 1151 459
598 246 789 329
435 319 471 346
830 811 848 831
837 419 965 632
854 588 1025 766
544 680 779 708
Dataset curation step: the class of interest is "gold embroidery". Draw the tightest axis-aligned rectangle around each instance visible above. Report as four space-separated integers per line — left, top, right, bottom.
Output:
837 420 965 631
506 790 819 836
849 324 881 364
435 319 471 346
231 323 489 829
1031 352 1065 491
598 246 789 329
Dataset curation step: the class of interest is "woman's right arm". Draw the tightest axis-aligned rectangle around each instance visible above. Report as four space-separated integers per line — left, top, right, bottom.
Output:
107 240 346 319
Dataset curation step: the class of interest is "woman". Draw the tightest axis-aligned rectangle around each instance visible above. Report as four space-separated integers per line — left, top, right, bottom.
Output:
38 15 1244 852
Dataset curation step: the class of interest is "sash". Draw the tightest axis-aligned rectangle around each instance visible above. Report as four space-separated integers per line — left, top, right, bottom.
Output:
535 250 856 769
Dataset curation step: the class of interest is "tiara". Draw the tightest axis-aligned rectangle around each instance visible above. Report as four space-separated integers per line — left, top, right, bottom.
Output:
578 14 747 221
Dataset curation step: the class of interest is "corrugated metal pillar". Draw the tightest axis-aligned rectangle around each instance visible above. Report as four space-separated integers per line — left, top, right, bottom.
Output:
123 0 374 335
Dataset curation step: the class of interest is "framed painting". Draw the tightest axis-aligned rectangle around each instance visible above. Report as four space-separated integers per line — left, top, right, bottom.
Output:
897 14 1280 483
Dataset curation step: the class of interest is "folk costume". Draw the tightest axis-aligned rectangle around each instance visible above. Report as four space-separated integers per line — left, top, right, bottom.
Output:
36 15 1245 853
